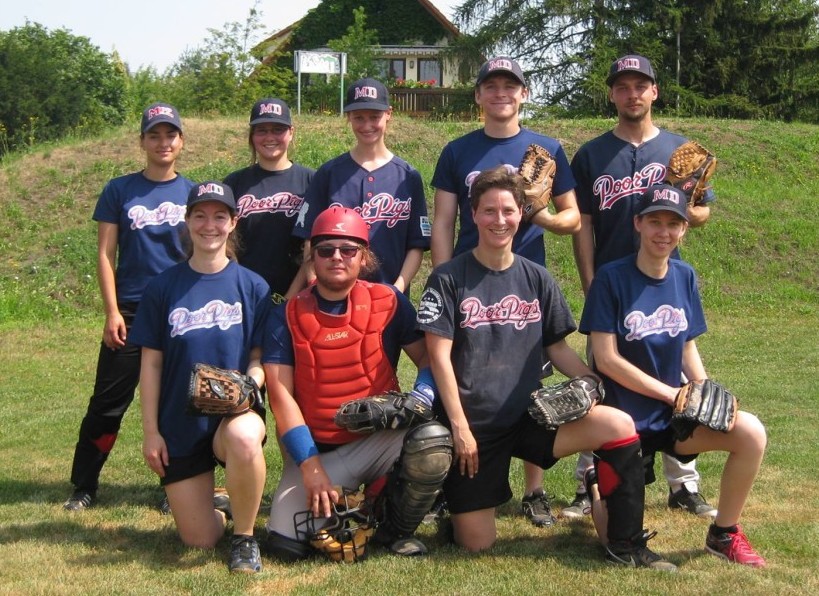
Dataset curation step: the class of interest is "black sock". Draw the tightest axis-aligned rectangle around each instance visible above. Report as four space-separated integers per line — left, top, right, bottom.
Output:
710 523 738 535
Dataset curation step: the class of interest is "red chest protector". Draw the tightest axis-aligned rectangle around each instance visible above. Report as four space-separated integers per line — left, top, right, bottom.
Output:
286 281 400 444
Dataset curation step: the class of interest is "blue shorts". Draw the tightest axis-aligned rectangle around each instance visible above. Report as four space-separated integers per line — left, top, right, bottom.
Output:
443 415 558 514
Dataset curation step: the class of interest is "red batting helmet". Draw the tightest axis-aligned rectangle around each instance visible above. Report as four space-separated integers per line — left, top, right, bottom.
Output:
311 206 369 246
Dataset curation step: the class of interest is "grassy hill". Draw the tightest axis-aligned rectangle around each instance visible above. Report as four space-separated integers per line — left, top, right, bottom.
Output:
0 116 818 594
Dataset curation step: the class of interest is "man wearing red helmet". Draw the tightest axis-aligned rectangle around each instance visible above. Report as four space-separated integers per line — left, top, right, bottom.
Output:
261 207 453 561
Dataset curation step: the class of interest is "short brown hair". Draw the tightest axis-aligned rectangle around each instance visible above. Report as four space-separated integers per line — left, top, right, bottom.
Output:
469 166 526 212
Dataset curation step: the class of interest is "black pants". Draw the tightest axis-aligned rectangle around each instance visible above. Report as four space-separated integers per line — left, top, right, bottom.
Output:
68 304 140 492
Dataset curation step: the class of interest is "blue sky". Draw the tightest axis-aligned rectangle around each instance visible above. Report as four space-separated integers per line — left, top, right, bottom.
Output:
0 0 459 72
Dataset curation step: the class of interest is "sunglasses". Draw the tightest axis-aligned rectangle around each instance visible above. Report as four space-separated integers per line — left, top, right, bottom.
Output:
313 244 362 259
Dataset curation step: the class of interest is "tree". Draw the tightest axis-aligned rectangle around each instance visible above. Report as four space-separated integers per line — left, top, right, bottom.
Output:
0 22 127 153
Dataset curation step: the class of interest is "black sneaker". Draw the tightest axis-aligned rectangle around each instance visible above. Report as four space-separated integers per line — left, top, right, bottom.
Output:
561 492 591 519
521 488 556 528
668 486 717 519
63 490 95 512
228 535 262 573
606 530 678 572
158 496 171 515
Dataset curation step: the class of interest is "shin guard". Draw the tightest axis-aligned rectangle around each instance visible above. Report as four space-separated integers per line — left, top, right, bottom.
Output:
594 435 644 543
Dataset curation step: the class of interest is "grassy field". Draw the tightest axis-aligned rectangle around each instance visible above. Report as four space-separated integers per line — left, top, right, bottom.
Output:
1 114 818 594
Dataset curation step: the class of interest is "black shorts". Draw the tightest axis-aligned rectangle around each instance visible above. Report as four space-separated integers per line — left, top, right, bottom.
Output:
443 415 558 514
639 428 698 485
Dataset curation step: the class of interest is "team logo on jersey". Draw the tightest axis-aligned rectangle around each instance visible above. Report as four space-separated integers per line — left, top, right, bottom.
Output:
595 164 666 210
460 295 541 330
465 166 517 197
624 305 688 341
128 201 186 229
337 194 411 228
168 300 243 337
417 287 444 324
354 86 378 100
236 192 304 219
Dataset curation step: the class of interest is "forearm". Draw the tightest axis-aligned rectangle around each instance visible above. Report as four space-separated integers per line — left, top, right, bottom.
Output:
139 349 163 435
393 248 423 292
572 216 595 295
530 190 580 235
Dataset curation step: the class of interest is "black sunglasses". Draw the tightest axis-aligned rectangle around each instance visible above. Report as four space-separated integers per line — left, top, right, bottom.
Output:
313 244 361 259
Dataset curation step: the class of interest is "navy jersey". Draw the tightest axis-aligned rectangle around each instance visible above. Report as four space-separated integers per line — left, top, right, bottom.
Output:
417 253 576 439
293 153 430 285
571 130 715 269
579 255 707 434
224 163 314 302
130 260 271 457
262 284 422 370
432 128 576 265
92 172 194 302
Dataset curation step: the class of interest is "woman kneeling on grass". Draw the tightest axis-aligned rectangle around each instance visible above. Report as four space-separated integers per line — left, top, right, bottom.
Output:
130 181 271 573
579 183 767 568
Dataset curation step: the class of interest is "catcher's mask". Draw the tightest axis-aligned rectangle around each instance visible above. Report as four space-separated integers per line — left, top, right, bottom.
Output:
294 488 376 563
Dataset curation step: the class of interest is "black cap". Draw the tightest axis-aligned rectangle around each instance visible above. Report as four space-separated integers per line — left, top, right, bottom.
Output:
606 54 656 86
638 184 689 221
141 102 182 133
187 181 236 213
344 78 390 112
249 98 292 126
476 56 526 86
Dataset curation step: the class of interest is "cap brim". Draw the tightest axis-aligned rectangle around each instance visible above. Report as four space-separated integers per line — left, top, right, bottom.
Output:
143 119 182 133
606 71 655 86
343 102 390 112
249 116 292 126
638 205 688 221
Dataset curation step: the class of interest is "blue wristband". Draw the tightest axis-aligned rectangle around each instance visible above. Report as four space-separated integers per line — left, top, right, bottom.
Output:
281 425 319 466
412 367 438 406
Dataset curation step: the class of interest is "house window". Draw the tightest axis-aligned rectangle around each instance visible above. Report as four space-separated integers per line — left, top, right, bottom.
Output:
389 59 406 81
418 59 441 87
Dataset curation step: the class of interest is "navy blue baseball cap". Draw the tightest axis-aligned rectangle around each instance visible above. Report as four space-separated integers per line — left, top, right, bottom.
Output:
141 102 183 133
344 78 390 112
187 180 236 213
606 54 656 86
638 184 689 221
476 56 526 86
249 98 292 126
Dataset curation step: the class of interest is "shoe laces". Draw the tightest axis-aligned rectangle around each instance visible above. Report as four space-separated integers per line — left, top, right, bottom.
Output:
523 490 553 514
723 528 761 560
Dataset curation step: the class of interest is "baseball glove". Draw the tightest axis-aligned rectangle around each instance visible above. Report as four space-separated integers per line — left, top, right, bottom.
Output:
334 391 434 434
518 144 556 222
296 488 376 563
670 379 738 441
528 375 605 429
665 140 717 205
187 363 260 417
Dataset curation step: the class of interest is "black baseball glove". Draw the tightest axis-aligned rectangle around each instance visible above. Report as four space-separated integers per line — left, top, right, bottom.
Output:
334 391 434 433
670 379 738 441
528 375 605 429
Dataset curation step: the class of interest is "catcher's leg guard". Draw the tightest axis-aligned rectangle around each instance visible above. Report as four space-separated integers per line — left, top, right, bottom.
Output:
594 435 645 543
377 421 453 541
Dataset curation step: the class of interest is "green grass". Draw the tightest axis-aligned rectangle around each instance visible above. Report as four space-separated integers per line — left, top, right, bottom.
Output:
1 115 818 593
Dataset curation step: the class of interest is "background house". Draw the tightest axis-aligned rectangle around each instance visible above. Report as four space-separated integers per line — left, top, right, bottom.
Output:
256 0 478 115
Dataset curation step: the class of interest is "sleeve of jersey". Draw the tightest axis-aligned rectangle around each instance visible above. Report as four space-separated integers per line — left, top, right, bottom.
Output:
430 143 458 194
415 271 456 339
539 273 578 346
260 304 295 366
551 145 577 198
293 166 330 240
127 278 165 350
569 150 594 215
251 280 273 349
406 169 431 248
91 179 121 223
578 269 619 336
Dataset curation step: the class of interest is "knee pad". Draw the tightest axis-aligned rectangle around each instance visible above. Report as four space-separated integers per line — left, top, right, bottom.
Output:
401 421 454 484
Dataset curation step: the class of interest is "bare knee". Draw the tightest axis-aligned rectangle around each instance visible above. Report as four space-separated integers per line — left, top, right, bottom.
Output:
736 411 767 454
452 512 496 552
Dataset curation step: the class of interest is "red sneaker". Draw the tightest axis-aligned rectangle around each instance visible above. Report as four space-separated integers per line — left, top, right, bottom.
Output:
705 525 766 568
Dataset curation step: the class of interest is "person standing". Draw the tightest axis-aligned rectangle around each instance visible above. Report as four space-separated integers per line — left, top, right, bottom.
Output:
262 206 452 561
224 98 314 305
63 103 193 512
579 184 766 567
568 54 716 520
130 181 270 573
292 77 430 294
430 56 580 527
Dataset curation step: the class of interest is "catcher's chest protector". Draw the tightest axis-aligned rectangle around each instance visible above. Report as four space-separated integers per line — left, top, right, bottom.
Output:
287 281 400 443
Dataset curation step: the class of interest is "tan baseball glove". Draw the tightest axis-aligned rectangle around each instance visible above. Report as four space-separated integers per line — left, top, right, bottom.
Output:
665 140 717 205
187 363 260 417
518 144 556 222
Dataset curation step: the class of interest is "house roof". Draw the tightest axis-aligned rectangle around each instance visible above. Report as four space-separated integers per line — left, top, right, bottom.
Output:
256 0 461 63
